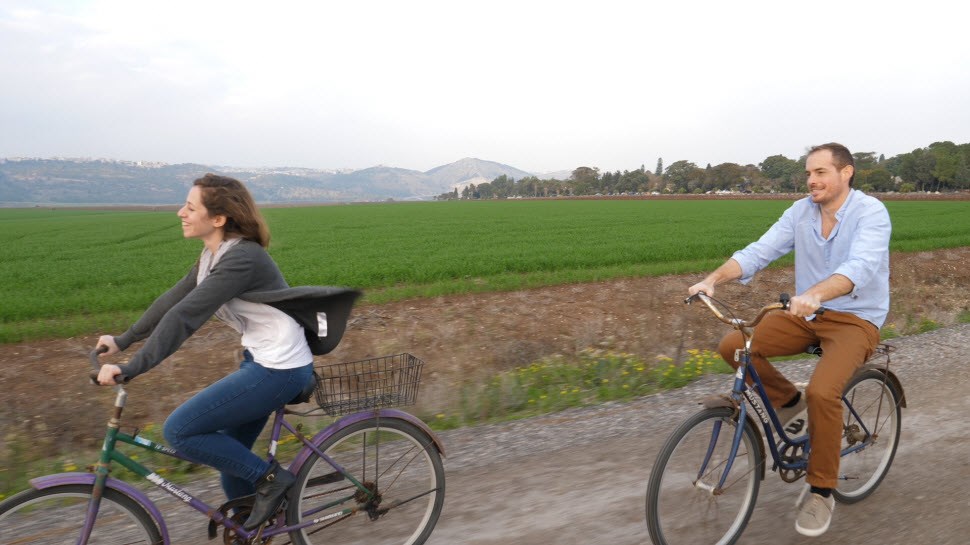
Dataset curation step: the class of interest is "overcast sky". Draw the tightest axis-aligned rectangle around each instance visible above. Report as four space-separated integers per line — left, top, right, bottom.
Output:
2 1 968 174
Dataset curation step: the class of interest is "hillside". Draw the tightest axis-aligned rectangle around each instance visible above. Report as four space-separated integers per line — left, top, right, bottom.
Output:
0 157 546 205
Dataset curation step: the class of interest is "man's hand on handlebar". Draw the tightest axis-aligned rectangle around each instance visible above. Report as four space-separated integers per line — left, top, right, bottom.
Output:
787 293 823 318
688 281 716 298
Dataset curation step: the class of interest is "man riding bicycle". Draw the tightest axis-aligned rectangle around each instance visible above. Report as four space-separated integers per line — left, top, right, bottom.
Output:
687 142 891 537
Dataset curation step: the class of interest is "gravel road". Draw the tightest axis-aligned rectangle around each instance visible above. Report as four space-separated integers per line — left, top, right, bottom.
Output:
149 324 970 544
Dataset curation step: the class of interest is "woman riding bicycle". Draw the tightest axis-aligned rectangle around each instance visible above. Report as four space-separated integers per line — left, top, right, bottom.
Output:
95 173 356 531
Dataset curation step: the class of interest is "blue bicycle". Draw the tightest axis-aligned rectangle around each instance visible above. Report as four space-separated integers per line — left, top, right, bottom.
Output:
645 293 905 545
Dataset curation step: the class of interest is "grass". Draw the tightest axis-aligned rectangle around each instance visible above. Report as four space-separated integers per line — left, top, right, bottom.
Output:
958 309 970 324
3 199 970 343
428 348 732 430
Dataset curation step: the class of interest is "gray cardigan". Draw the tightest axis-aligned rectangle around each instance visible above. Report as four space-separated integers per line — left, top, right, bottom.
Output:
115 240 359 379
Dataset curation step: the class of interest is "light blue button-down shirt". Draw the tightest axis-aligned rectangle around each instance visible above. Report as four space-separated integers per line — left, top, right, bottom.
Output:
731 189 891 328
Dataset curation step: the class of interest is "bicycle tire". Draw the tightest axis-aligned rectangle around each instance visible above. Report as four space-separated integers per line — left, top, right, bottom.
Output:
833 369 902 503
646 407 762 545
287 417 445 545
0 483 163 544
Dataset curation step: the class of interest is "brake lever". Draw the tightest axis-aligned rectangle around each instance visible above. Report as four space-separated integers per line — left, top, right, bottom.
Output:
685 292 705 305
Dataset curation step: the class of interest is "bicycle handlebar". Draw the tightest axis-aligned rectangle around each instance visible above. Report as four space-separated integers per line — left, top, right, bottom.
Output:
685 291 826 330
89 346 131 386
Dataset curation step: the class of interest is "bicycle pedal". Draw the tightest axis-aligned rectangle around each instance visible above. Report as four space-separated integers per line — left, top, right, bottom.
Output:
785 418 806 436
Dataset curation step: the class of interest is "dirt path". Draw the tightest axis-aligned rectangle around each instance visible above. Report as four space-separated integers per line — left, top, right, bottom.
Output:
417 324 970 545
142 324 970 544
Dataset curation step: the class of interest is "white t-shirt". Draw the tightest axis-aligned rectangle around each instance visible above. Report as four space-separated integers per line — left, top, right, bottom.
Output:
199 238 313 369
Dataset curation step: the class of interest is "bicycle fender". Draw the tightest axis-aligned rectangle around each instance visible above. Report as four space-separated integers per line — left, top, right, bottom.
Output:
29 472 170 545
701 393 738 411
857 364 907 408
289 409 446 475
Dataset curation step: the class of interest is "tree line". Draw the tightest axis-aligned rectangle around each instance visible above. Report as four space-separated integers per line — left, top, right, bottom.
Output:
436 140 970 200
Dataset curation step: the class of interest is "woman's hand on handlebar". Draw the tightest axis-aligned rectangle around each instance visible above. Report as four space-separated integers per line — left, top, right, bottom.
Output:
97 363 123 386
96 335 120 356
94 336 123 385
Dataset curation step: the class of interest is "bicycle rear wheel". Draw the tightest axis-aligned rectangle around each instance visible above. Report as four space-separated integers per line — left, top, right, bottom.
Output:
0 484 162 544
646 407 762 545
833 369 902 503
288 417 445 545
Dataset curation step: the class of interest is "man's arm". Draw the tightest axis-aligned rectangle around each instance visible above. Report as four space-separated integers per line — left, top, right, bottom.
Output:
789 273 854 317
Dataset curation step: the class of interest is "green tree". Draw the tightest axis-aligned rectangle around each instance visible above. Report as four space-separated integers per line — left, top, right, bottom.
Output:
516 176 543 197
900 148 936 191
477 182 494 199
882 155 903 177
759 154 801 192
869 169 894 192
759 154 801 180
929 141 960 190
955 149 970 189
664 160 702 193
707 163 745 191
490 175 514 198
655 158 663 177
853 152 878 171
570 166 600 195
617 169 648 194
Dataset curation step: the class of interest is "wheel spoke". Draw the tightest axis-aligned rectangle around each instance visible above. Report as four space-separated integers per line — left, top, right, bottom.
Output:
0 485 162 544
288 419 444 545
647 408 760 545
834 371 901 503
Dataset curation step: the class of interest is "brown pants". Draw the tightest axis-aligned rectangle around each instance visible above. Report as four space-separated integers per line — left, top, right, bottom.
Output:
717 310 880 489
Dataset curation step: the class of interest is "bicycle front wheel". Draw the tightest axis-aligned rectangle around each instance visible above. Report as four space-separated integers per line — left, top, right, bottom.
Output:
646 407 762 545
833 369 902 503
0 484 162 544
288 417 445 545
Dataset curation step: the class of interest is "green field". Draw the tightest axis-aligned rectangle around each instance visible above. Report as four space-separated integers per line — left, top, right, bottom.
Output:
2 199 969 343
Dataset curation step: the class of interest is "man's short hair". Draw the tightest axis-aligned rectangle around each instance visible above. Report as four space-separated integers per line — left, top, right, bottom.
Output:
808 143 855 185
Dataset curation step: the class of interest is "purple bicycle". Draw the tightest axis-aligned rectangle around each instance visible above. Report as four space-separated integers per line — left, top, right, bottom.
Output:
0 351 445 545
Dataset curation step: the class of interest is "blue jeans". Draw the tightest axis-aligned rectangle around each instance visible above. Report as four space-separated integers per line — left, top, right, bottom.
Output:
163 352 313 501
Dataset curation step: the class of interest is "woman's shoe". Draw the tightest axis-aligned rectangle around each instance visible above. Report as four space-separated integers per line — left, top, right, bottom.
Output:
243 462 296 530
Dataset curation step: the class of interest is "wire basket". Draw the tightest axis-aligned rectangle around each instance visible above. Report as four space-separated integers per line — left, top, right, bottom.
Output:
314 353 424 416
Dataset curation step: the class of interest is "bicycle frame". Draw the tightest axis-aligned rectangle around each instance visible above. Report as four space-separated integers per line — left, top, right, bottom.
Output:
707 327 894 488
34 384 443 545
727 349 810 476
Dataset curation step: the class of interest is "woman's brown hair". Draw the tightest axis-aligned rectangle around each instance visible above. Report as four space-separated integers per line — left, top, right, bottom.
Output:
193 173 270 247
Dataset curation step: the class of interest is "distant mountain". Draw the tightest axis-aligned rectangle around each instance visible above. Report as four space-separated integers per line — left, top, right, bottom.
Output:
426 158 534 192
538 169 573 181
0 157 543 205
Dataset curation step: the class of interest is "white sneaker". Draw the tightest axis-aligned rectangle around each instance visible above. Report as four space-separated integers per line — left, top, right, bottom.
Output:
795 486 835 537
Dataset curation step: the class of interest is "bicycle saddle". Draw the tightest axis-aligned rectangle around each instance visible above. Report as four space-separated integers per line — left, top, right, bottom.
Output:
287 373 318 405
